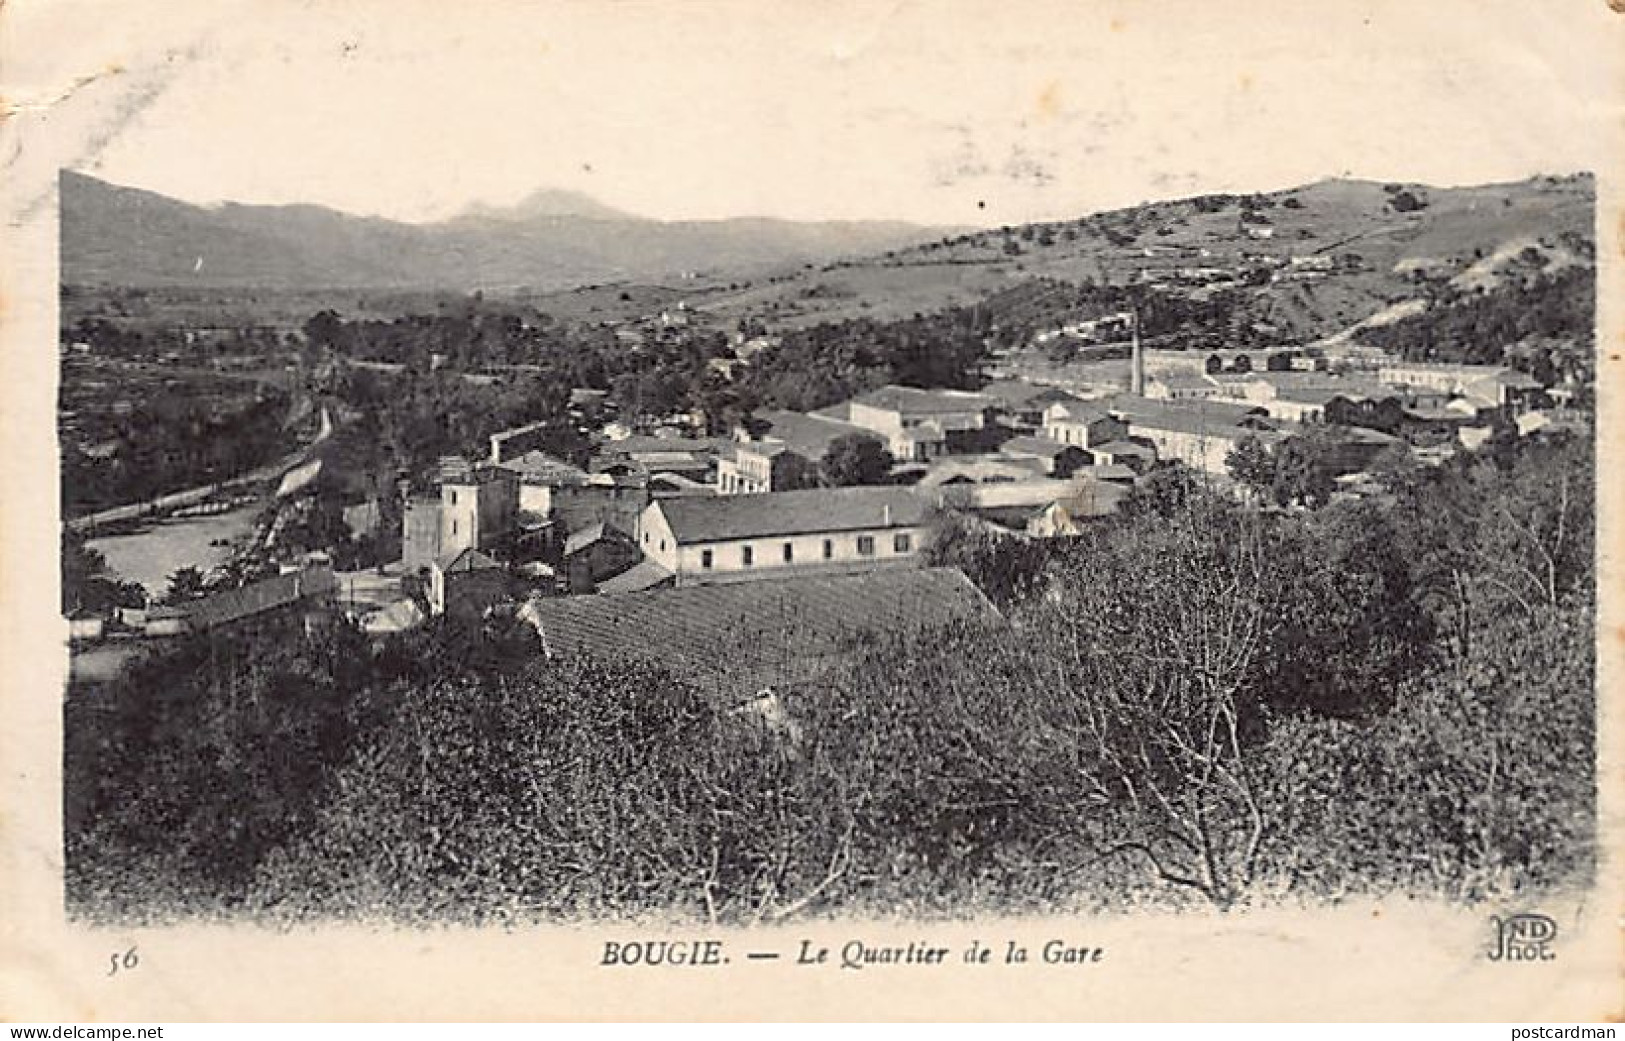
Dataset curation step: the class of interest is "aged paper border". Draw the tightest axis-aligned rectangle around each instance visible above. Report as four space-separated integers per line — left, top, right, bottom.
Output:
2 0 1621 1022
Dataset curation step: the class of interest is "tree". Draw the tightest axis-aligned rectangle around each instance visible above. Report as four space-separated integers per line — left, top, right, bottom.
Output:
1269 431 1338 508
1025 496 1279 908
161 566 206 606
1225 436 1274 496
820 434 893 487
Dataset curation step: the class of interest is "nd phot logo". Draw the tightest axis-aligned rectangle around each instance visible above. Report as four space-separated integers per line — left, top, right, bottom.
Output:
1488 912 1557 962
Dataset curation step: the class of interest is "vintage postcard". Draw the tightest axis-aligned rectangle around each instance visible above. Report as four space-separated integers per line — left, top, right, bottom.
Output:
1 0 1621 1022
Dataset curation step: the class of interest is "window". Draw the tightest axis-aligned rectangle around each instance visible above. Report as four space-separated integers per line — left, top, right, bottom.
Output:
449 490 458 505
893 533 912 553
742 545 754 566
782 543 794 563
659 539 666 552
701 549 713 570
822 539 834 560
451 519 459 537
857 535 875 556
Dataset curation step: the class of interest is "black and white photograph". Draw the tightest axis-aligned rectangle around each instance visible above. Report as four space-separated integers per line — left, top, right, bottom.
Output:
2 0 1621 1023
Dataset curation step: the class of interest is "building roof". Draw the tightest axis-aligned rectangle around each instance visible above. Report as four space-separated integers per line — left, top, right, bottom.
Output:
1045 399 1116 424
444 463 516 487
1091 439 1155 459
1274 388 1349 406
976 380 1082 411
999 435 1075 459
1127 410 1286 442
1086 463 1138 482
1149 372 1219 391
746 409 874 462
945 476 1127 515
595 560 676 595
519 567 1001 702
597 435 725 457
917 456 1047 489
183 566 337 631
563 521 632 556
850 384 996 416
503 450 589 486
1101 394 1267 427
653 486 930 545
436 547 503 574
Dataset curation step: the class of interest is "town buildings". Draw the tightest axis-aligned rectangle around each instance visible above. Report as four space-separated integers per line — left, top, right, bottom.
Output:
844 385 999 461
635 485 932 587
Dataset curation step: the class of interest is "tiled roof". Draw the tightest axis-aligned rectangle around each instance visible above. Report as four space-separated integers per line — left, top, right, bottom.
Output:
184 567 337 631
444 464 516 487
520 567 1001 701
568 516 637 555
595 560 675 595
1101 394 1266 426
751 409 874 461
655 486 930 544
851 385 996 415
504 450 588 486
437 547 502 573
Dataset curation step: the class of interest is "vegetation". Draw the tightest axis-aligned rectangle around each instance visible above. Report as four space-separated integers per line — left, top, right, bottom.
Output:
64 428 1594 922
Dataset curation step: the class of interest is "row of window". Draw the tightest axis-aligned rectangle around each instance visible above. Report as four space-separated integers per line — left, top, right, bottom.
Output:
699 532 912 570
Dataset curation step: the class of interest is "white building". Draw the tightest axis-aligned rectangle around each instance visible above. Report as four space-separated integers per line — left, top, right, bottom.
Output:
635 486 932 587
845 385 996 461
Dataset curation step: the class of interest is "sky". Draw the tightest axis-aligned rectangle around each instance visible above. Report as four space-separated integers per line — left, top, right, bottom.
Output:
4 0 1622 228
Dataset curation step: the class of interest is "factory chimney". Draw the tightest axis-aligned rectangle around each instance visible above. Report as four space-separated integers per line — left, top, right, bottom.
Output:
1130 307 1145 397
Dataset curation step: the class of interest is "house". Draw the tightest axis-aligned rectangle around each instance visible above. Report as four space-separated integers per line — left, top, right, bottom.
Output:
429 548 510 618
517 566 1001 705
562 522 641 594
1376 362 1544 409
161 566 338 636
916 456 1048 490
1122 408 1287 476
402 497 444 573
934 476 1129 536
591 436 723 483
1087 439 1156 472
717 409 873 494
845 385 998 461
996 435 1090 476
1144 372 1222 401
636 485 932 587
550 475 651 540
977 380 1090 431
441 464 520 558
502 450 590 516
1041 399 1130 449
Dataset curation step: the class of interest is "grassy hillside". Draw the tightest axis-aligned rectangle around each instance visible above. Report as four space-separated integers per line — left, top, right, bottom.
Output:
691 174 1594 342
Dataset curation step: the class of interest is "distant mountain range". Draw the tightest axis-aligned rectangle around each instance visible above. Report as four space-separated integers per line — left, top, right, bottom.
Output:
58 171 955 290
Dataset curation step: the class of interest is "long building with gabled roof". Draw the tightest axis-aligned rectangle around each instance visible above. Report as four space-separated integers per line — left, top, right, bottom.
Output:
636 485 933 587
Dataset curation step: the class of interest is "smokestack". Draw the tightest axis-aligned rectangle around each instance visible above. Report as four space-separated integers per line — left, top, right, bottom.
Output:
1130 307 1145 397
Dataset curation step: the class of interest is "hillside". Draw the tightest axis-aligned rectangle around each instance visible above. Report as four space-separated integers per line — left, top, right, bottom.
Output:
690 174 1595 343
58 172 952 291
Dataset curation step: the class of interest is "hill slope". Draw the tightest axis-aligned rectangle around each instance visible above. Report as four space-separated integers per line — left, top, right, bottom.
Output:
59 172 952 291
691 174 1594 342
